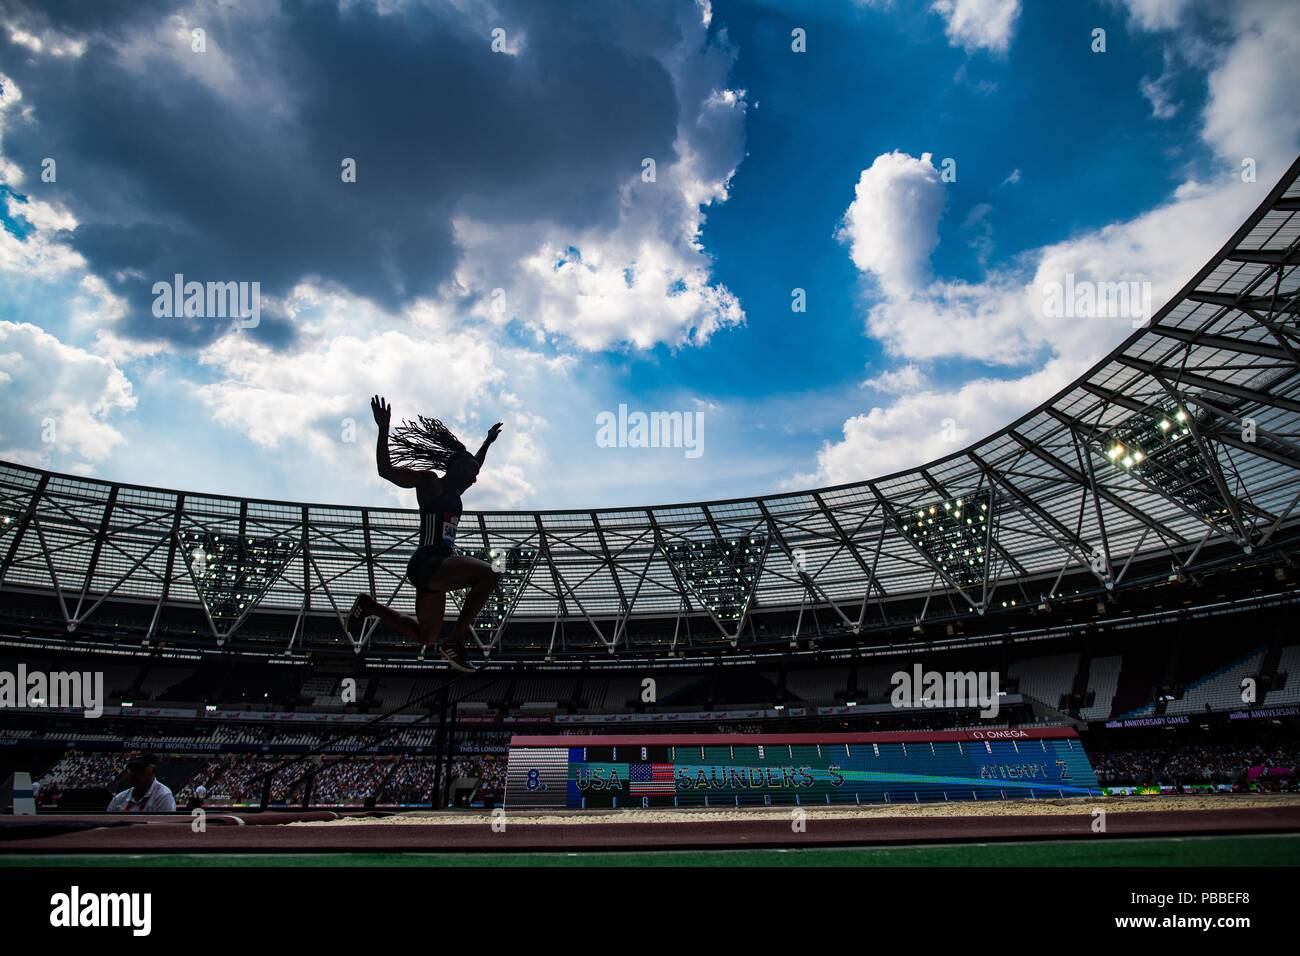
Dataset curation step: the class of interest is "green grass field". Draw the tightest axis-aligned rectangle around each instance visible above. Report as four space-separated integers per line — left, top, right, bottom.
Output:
5 834 1300 866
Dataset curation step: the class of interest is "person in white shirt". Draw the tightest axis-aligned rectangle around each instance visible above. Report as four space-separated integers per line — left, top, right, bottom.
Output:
107 752 176 812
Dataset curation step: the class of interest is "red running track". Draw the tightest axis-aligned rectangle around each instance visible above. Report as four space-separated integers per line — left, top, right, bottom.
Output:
2 806 1299 853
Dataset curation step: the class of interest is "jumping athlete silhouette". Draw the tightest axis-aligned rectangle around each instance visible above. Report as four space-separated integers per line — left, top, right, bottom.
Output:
347 396 503 672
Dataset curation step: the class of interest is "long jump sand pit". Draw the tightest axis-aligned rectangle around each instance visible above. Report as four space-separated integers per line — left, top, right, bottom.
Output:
286 793 1300 827
3 794 1300 854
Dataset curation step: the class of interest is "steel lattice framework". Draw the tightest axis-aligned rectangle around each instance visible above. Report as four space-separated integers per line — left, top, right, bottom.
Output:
2 157 1299 660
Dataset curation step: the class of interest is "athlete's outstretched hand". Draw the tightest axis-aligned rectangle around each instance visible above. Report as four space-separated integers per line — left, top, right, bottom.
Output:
371 395 392 430
486 422 504 444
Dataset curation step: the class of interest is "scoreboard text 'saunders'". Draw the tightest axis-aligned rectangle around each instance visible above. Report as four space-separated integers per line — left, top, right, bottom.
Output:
504 727 1101 809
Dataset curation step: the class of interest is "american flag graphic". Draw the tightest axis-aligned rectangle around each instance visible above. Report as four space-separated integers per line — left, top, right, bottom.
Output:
629 763 676 795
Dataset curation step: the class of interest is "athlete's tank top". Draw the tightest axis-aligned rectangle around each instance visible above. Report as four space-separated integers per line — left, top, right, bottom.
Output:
417 485 463 551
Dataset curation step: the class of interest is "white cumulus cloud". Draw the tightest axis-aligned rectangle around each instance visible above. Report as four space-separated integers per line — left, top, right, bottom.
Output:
930 0 1022 54
0 321 135 466
837 151 945 297
190 285 544 508
447 7 748 352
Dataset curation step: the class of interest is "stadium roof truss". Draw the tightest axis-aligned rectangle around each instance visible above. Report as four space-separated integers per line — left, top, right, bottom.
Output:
1 156 1299 658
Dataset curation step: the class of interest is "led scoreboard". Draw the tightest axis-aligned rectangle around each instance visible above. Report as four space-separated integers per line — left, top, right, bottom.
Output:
505 728 1100 809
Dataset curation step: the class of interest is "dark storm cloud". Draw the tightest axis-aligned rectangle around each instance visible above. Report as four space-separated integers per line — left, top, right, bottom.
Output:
0 0 695 348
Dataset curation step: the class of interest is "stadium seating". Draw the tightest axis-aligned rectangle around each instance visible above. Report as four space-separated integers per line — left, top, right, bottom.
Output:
1008 653 1080 710
598 676 645 708
782 667 849 704
138 667 193 701
1265 645 1300 705
1166 650 1265 715
511 675 576 707
858 663 902 701
1079 655 1122 721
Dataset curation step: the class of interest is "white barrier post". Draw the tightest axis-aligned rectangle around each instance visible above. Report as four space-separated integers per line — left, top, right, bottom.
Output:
0 771 37 815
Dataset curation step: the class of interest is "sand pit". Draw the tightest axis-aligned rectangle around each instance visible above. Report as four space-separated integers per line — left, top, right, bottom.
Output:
6 794 1298 853
284 793 1300 827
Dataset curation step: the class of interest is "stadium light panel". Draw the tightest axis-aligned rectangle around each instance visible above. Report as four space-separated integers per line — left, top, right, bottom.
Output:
899 491 992 591
665 535 766 624
181 530 294 627
1102 401 1250 531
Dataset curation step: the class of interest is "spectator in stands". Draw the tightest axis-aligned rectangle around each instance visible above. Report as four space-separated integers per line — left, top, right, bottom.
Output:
1090 740 1300 789
107 752 176 812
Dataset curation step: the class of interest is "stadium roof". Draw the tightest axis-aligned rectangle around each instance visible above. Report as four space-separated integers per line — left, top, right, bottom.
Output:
2 156 1298 660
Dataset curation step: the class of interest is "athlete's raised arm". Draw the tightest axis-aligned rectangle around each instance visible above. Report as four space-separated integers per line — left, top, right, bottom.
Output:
372 396 439 492
474 422 504 467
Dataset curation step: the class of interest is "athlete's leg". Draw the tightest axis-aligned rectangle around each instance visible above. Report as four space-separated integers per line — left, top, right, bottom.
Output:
415 589 446 647
447 566 501 648
352 593 421 642
422 556 502 649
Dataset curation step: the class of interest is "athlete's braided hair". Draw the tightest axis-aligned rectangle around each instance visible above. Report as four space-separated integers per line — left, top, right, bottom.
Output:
389 416 473 472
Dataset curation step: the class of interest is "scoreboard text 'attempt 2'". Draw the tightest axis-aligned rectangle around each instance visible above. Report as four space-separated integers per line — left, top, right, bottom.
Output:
504 728 1100 809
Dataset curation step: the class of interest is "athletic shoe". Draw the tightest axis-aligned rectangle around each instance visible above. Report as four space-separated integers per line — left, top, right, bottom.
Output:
440 643 474 673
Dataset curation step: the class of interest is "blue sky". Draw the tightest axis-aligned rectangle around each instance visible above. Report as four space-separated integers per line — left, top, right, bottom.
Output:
0 0 1297 510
